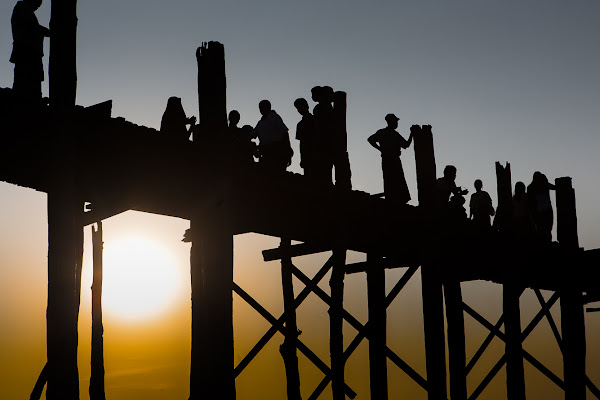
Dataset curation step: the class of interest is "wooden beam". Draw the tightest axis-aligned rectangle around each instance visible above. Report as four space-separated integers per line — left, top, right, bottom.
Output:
503 284 525 400
413 125 436 209
196 41 227 134
366 253 388 400
330 249 346 400
279 239 301 400
445 279 467 400
89 222 106 400
262 242 333 261
49 0 78 108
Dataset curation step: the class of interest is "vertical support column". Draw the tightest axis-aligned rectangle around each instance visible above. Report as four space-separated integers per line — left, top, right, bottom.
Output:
196 41 227 134
494 162 513 232
367 252 388 400
190 197 235 400
556 177 585 400
49 0 78 108
280 238 301 400
89 222 106 400
444 279 466 400
330 249 346 400
332 91 352 190
46 184 81 400
503 284 525 400
414 124 447 400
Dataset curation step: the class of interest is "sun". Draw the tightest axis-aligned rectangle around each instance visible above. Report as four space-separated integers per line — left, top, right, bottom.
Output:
101 236 184 321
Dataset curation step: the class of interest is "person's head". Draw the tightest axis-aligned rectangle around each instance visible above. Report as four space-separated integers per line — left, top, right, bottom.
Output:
258 100 271 116
25 0 43 11
443 165 457 181
311 86 322 103
228 110 240 127
322 86 334 103
294 98 309 116
515 181 526 197
385 113 400 129
474 179 483 191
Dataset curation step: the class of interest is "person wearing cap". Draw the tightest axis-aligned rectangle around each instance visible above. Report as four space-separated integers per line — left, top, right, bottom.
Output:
368 114 413 204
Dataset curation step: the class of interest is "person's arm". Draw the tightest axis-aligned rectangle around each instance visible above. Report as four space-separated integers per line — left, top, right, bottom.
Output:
402 132 413 149
367 133 381 152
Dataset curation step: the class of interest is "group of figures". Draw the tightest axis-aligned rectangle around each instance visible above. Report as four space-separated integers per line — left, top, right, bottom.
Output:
159 86 352 189
432 164 557 242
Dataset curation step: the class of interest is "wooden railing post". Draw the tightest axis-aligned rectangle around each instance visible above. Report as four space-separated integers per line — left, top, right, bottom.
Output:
367 252 388 400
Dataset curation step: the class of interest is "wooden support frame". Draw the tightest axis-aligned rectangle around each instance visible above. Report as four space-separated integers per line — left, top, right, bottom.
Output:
89 222 106 400
366 253 388 400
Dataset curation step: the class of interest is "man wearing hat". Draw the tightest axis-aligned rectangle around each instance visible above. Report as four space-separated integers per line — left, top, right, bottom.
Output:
368 114 413 204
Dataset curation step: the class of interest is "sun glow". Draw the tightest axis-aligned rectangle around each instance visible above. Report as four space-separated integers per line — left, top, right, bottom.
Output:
101 236 184 321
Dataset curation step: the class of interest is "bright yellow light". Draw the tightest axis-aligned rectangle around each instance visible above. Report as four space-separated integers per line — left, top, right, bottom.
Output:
102 236 184 321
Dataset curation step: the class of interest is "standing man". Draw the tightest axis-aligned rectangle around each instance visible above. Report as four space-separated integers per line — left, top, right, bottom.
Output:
253 100 293 173
368 113 413 204
469 179 495 228
10 0 51 100
294 97 321 181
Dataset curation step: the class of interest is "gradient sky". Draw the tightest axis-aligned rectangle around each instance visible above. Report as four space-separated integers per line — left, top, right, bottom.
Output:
1 1 600 399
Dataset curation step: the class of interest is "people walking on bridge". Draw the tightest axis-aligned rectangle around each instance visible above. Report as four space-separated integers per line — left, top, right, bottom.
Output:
253 100 293 173
469 179 495 228
10 0 50 100
160 96 196 143
527 171 555 242
228 109 256 165
368 113 413 204
512 181 535 238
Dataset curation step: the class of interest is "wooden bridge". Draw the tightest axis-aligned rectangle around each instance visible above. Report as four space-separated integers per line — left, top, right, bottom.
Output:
1 2 600 399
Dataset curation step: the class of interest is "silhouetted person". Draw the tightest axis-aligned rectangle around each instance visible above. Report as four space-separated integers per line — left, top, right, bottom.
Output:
469 179 495 228
160 97 196 143
294 98 321 180
253 100 293 173
368 113 413 204
311 86 334 183
512 181 535 238
228 110 256 164
527 171 555 242
435 165 468 210
10 0 50 100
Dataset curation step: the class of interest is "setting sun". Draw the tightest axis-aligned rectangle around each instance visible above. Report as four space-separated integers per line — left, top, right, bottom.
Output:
101 236 185 321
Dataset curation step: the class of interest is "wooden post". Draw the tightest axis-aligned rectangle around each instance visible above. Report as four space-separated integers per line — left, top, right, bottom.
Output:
556 177 586 400
196 42 227 134
190 200 235 400
89 222 106 400
280 238 301 400
367 252 388 400
444 279 466 400
503 284 525 400
46 183 82 400
330 249 346 400
332 91 352 190
414 124 447 400
413 125 436 209
494 162 513 232
495 162 525 400
49 0 78 108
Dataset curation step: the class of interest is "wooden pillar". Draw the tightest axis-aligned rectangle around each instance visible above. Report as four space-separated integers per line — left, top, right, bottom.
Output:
556 177 586 400
46 183 82 400
190 200 235 400
413 125 436 209
89 222 106 400
332 91 352 190
503 284 525 400
367 252 388 400
444 279 466 400
494 162 513 232
280 238 301 400
49 0 78 108
196 41 227 134
414 124 447 399
330 249 346 400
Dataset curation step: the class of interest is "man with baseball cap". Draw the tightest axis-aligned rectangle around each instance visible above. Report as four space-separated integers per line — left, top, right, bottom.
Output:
368 113 413 204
